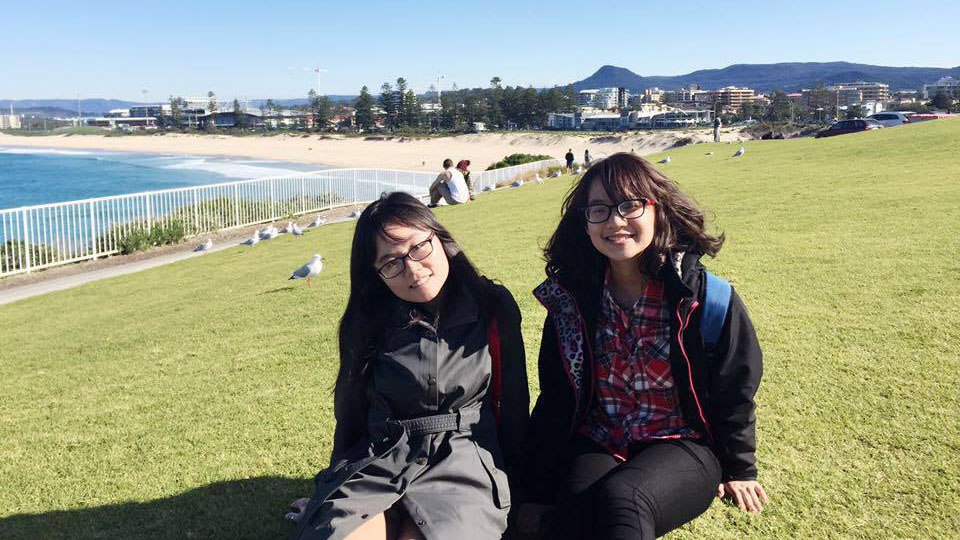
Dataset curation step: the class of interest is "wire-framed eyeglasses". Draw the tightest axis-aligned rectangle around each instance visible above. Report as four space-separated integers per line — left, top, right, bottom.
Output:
377 231 436 279
582 198 655 224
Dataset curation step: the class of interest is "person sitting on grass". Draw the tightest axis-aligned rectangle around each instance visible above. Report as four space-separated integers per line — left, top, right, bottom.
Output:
519 152 768 539
428 158 469 207
288 192 528 540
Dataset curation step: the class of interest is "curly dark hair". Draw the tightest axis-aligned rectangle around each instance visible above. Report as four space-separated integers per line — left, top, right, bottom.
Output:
544 152 724 294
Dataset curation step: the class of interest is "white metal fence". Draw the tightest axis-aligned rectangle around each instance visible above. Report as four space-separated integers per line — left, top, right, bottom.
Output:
0 158 562 277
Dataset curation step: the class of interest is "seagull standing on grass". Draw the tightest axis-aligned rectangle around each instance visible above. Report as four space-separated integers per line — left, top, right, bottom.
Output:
308 214 326 228
512 179 524 187
281 221 294 234
348 210 361 219
260 225 279 240
241 230 260 247
289 254 324 288
576 165 584 174
535 174 544 184
291 223 304 237
552 170 562 178
733 147 746 157
194 238 213 252
659 156 671 164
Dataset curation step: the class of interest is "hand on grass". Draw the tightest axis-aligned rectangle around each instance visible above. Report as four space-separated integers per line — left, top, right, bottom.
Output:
285 497 310 523
717 480 768 513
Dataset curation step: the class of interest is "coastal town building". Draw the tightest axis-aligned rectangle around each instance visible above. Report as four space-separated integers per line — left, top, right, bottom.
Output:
578 87 629 110
714 86 757 107
0 114 21 129
923 77 960 99
834 81 890 102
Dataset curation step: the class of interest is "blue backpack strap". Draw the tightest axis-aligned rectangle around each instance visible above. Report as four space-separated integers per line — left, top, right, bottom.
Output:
701 272 732 349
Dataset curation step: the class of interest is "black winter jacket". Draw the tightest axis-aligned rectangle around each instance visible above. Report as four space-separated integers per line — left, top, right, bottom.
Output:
523 251 763 504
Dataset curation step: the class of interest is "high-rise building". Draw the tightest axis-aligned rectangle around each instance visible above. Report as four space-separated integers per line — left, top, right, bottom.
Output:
834 81 890 102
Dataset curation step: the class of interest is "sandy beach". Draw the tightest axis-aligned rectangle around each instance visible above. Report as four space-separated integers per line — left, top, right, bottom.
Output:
0 129 745 171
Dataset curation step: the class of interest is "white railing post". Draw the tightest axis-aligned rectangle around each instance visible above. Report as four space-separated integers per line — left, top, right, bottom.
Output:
22 209 32 275
233 184 240 227
89 201 98 258
192 189 199 233
146 195 153 233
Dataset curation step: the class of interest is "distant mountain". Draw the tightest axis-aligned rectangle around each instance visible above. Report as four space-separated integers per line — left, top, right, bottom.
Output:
572 62 960 93
0 99 140 115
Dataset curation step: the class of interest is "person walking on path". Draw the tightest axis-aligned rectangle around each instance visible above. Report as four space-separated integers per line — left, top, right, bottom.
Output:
713 116 722 143
456 159 476 201
519 152 767 539
565 149 575 172
289 192 529 540
583 149 592 167
429 158 470 207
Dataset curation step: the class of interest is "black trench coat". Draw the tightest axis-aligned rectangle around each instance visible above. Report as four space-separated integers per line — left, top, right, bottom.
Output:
292 281 529 540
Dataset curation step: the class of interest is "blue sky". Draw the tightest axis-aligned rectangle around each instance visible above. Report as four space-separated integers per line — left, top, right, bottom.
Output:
5 0 959 101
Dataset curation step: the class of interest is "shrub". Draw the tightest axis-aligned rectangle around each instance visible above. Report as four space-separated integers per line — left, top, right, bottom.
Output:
486 153 554 170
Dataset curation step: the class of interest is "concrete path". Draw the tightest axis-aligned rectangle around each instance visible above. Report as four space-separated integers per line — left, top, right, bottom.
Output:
0 242 237 307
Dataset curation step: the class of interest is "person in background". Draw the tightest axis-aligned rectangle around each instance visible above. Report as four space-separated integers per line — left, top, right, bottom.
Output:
713 116 722 143
456 159 476 201
584 149 592 167
429 158 469 207
565 149 575 173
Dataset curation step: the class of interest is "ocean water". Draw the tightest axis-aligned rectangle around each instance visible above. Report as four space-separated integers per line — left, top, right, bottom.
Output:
0 147 327 210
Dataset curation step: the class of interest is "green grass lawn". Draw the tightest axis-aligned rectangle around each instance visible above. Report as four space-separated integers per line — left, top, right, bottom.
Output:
2 119 959 539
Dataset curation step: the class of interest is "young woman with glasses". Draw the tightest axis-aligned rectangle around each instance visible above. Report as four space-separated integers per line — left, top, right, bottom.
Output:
290 192 528 540
520 153 767 539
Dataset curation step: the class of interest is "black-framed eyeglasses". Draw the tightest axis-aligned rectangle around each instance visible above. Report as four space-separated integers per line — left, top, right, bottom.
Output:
377 231 436 279
582 198 655 224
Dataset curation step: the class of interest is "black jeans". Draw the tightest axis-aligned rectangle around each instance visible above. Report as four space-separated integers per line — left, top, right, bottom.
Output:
548 436 721 540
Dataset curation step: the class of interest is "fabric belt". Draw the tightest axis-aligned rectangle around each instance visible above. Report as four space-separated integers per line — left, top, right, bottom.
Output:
396 407 482 438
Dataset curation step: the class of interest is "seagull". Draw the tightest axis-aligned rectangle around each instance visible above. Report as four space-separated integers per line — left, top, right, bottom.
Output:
659 156 671 164
194 238 213 252
241 230 260 247
289 254 324 287
512 179 524 187
535 174 544 184
705 152 714 155
348 210 361 219
260 226 279 240
576 166 584 174
552 170 562 178
482 185 494 192
281 221 294 234
291 223 304 237
308 214 326 228
733 147 745 157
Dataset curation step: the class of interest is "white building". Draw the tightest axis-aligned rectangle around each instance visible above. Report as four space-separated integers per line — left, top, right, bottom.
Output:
923 77 960 99
578 87 630 110
0 114 21 129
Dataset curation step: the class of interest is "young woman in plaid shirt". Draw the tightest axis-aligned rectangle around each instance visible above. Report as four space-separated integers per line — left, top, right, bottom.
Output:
519 153 767 539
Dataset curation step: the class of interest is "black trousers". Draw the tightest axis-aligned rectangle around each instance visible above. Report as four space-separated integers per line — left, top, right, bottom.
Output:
548 436 721 540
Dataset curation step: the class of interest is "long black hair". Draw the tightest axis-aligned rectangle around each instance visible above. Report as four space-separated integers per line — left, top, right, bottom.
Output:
336 192 492 390
544 152 724 298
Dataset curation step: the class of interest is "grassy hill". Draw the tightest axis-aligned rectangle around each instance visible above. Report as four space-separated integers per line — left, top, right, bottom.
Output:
1 119 958 539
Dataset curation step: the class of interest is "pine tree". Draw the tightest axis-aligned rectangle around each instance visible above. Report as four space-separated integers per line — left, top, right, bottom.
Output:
355 86 374 132
380 83 397 129
206 91 218 132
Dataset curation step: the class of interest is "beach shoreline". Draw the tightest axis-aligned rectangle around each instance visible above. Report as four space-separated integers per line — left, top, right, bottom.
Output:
0 129 746 172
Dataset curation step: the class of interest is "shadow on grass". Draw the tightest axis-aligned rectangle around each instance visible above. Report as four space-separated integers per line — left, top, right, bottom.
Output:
0 475 311 540
260 286 297 295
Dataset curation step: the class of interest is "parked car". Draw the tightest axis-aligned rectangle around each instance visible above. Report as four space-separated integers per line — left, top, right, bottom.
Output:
867 111 912 127
814 118 884 138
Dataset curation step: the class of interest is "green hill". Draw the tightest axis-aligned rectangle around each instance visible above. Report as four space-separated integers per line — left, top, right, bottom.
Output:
1 119 958 539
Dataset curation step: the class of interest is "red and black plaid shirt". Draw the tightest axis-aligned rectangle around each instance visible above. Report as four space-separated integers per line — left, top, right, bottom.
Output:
579 274 700 456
